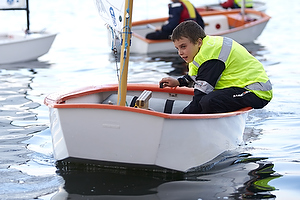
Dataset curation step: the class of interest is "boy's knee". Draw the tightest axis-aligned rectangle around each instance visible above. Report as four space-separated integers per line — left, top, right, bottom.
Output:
199 95 219 113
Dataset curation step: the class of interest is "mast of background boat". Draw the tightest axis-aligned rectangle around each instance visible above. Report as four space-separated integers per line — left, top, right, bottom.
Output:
117 0 133 106
241 0 245 23
25 0 30 31
0 0 29 31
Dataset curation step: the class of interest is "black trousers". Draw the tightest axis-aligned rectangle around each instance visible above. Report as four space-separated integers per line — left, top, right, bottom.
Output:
145 30 170 40
181 87 269 114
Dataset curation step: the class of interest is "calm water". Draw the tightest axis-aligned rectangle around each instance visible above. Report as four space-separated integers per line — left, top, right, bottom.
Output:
0 0 299 199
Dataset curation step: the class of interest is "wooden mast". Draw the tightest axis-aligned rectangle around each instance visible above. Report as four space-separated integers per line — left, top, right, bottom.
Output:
117 0 133 106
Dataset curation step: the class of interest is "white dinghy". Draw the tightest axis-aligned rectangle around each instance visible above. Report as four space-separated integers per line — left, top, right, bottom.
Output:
45 0 251 172
0 0 57 64
130 8 270 54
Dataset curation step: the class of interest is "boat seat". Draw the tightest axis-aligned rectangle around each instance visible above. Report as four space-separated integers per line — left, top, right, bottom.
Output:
102 94 190 114
135 90 152 109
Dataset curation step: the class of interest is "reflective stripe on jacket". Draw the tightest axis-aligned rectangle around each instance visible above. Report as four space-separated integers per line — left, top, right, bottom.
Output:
188 35 272 101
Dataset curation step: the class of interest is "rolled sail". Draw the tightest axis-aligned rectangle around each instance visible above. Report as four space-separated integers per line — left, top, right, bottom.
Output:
94 0 125 33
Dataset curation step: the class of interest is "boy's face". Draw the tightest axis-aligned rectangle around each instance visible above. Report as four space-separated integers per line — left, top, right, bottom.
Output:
173 37 202 63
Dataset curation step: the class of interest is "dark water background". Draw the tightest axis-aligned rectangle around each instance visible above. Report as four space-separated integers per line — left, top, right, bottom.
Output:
0 0 299 199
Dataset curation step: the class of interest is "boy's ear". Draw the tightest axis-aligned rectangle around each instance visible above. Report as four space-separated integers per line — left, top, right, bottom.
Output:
197 38 203 47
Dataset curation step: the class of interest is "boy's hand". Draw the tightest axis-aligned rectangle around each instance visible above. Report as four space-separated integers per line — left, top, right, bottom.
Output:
159 77 180 88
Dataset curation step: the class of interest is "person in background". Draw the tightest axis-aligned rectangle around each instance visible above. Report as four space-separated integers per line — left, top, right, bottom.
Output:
220 0 253 9
146 0 204 40
159 20 272 114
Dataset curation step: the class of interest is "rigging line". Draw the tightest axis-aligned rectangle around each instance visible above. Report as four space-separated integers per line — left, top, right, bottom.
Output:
109 25 120 82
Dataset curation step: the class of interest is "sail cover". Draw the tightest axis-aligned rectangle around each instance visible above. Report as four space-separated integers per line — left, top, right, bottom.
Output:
0 0 26 9
94 0 125 33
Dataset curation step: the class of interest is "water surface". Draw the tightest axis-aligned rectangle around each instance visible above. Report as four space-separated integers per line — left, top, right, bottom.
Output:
0 0 299 199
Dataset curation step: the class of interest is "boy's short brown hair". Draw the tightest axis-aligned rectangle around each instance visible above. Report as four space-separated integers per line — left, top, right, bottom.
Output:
171 20 206 44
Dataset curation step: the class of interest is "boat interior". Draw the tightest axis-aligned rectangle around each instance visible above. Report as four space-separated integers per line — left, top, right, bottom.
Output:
101 91 190 114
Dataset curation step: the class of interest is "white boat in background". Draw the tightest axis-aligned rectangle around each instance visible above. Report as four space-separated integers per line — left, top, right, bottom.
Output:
0 0 57 64
0 31 57 64
130 8 270 54
44 0 252 172
45 84 251 172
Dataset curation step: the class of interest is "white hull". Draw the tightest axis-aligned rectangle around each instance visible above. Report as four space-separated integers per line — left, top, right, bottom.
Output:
0 31 57 64
129 9 270 54
217 20 269 44
45 84 251 172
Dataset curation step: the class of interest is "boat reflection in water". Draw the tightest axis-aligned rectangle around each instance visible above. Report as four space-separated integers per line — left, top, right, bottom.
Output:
0 60 52 70
51 155 281 200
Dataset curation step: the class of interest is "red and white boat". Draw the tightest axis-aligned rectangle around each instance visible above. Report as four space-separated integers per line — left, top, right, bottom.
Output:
130 8 270 54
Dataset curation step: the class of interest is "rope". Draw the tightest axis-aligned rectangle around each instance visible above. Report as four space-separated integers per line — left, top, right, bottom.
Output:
108 25 120 82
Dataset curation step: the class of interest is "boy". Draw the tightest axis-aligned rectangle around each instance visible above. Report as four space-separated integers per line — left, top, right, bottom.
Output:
146 0 204 40
159 20 272 114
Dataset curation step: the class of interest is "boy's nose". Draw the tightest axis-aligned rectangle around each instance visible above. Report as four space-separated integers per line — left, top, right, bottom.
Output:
178 49 183 55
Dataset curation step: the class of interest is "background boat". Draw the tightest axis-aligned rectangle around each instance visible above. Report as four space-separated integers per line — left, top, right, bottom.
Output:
130 8 270 54
0 0 57 64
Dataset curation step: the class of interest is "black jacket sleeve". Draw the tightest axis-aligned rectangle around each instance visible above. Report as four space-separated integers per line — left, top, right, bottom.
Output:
196 59 225 88
180 59 225 114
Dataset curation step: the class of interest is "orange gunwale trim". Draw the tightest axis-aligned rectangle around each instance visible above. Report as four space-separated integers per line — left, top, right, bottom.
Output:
44 84 252 120
44 84 194 104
